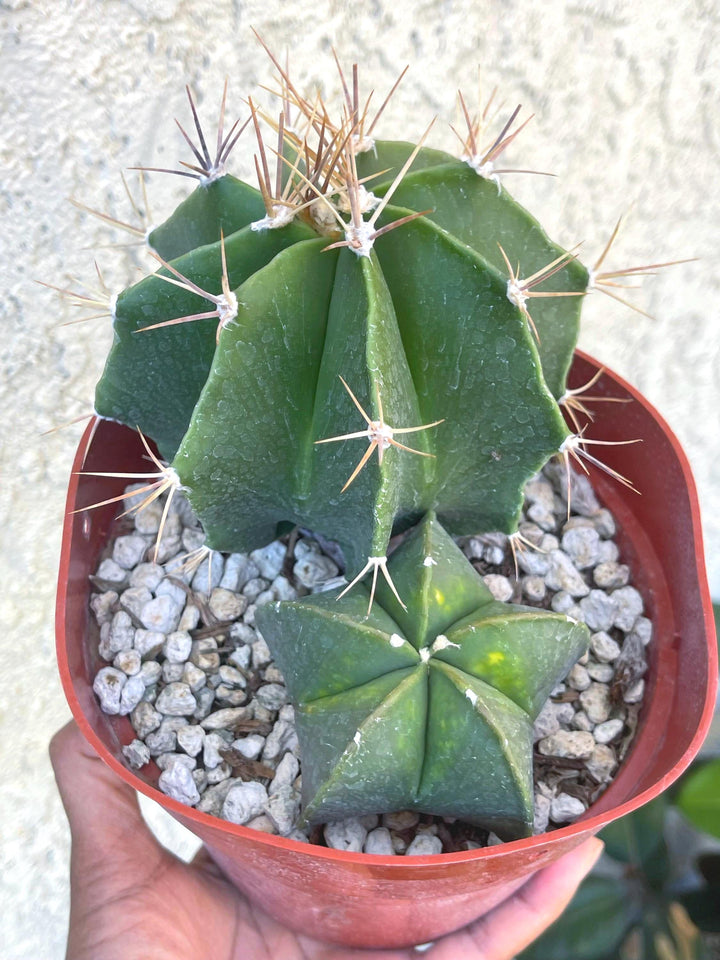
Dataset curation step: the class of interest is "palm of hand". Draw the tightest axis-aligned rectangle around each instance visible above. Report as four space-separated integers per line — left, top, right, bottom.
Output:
51 721 601 960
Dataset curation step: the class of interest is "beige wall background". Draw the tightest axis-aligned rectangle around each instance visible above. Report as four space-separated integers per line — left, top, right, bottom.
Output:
1 0 718 955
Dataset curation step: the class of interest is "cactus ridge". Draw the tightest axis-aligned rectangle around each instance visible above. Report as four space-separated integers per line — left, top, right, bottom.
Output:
256 514 589 837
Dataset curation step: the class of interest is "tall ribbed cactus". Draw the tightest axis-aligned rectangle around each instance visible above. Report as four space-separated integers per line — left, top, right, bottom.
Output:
83 61 603 836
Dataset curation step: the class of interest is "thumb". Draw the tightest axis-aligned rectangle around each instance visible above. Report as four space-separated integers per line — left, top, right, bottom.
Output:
50 719 163 874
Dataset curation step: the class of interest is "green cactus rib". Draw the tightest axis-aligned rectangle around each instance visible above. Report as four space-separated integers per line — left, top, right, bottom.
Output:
365 143 588 397
255 514 589 836
172 212 570 573
94 219 316 461
148 175 268 261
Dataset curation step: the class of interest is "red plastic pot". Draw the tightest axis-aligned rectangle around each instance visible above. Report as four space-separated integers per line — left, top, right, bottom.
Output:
56 351 717 949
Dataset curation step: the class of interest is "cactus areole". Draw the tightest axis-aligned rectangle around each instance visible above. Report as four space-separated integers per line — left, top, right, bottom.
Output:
87 62 608 838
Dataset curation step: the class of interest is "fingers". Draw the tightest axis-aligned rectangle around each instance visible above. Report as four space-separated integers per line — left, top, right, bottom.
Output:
426 837 604 960
50 719 159 869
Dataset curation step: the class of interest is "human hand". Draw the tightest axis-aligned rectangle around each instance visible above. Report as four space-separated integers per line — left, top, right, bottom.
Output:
51 720 602 960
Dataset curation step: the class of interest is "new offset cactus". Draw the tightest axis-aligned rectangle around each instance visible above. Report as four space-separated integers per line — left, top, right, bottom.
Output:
76 56 680 838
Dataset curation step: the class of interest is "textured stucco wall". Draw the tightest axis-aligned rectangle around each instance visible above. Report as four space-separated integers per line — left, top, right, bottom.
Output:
2 1 719 956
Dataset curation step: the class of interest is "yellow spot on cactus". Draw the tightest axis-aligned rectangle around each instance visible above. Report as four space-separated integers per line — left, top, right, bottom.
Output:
434 589 445 605
486 651 505 666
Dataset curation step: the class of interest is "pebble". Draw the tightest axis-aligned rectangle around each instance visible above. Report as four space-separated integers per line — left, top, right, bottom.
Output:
592 509 616 538
516 547 550 577
482 574 513 602
178 604 201 632
586 662 614 683
203 733 227 769
612 586 644 632
586 744 617 782
108 611 135 654
250 541 286 580
522 576 546 602
201 707 251 730
91 590 118 625
209 588 247 621
220 554 260 592
122 739 151 769
624 679 645 704
246 814 279 835
134 629 165 660
114 648 141 675
561 527 600 569
324 818 368 852
155 579 187 607
629 617 652 647
163 631 192 663
233 735 265 760
364 827 395 855
177 725 205 757
550 794 586 823
578 591 617 632
133 500 163 534
406 834 443 855
222 782 269 825
590 632 621 662
191 552 224 594
579 683 611 724
532 700 575 741
93 667 126 714
159 760 200 806
155 682 197 716
145 717 188 755
571 710 593 732
191 638 220 672
294 554 341 588
96 559 127 585
140 596 182 634
131 701 163 739
545 550 590 597
533 793 551 833
139 660 162 685
196 779 236 817
163 662 185 684
593 562 629 589
538 730 595 759
113 535 148 570
594 719 624 743
596 540 620 564
266 785 301 835
567 664 591 691
182 662 206 693
270 752 300 793
243 577 269 601
119 675 146 714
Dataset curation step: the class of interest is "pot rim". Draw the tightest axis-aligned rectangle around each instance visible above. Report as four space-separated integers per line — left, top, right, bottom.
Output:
56 349 718 868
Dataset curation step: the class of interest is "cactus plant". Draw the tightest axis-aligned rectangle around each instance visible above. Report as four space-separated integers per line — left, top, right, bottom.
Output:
72 53 688 840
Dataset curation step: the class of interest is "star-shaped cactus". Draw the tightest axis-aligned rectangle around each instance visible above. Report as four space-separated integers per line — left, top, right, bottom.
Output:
256 514 589 839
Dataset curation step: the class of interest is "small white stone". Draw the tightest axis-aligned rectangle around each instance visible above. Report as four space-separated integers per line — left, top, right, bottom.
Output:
594 718 624 743
593 562 629 589
324 818 367 852
129 562 164 592
159 760 200 806
163 631 192 663
538 730 595 759
590 631 621 662
561 527 600 569
597 539 620 563
182 661 207 693
113 535 148 570
177 724 205 757
270 752 300 793
250 541 287 580
201 707 252 730
203 732 227 769
139 660 162 686
579 683 611 724
93 667 126 714
119 675 145 715
533 793 551 834
550 793 586 823
156 752 196 772
546 550 590 597
96 558 127 584
190 637 220 672
155 578 187 607
482 574 513 602
191 551 225 594
140 595 182 634
612 586 644 632
522 576 546 602
114 648 141 675
131 701 162 739
90 590 119 625
406 834 443 855
586 661 614 683
122 739 151 769
134 628 165 659
256 683 287 711
209 587 247 621
155 682 197 716
567 663 591 692
222 782 269 825
586 744 617 782
364 827 395 855
221 554 260 592
571 710 594 732
624 678 645 704
579 591 617 632
232 735 265 760
108 611 135 654
162 661 184 683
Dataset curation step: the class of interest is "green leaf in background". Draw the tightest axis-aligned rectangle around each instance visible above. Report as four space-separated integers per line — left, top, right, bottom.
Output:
677 760 720 839
518 876 636 960
600 797 671 892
